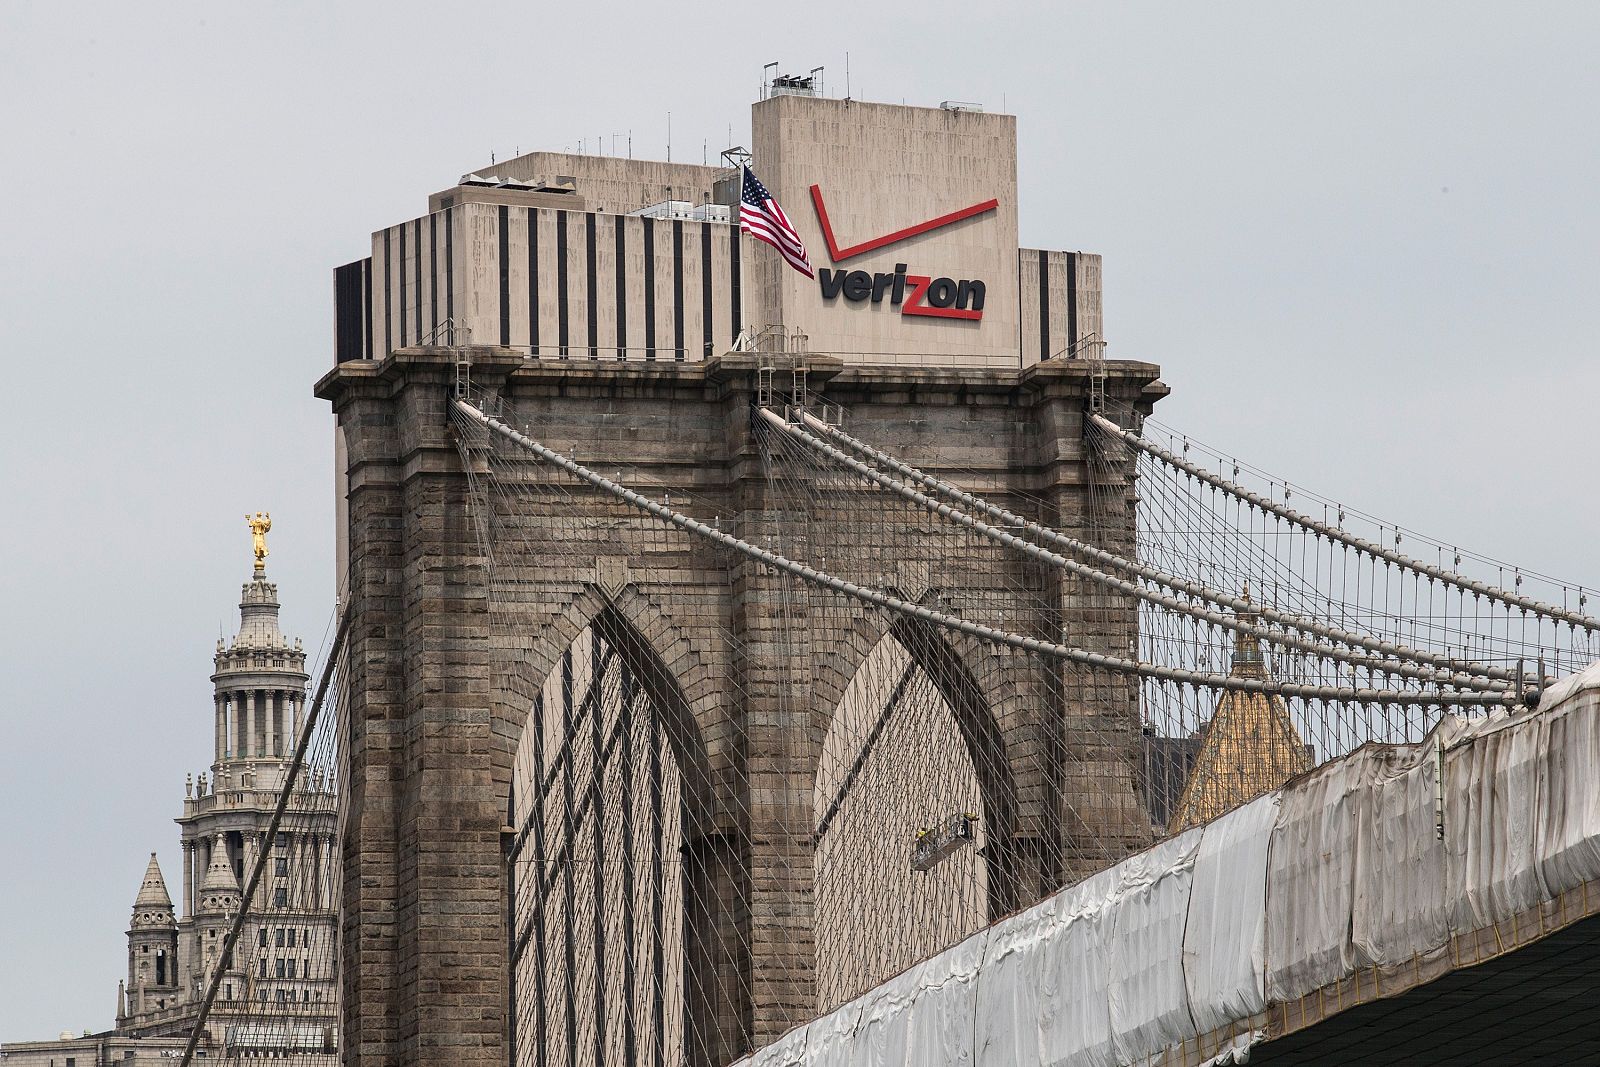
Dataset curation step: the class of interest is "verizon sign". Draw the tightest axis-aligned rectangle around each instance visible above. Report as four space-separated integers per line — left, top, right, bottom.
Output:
810 186 999 321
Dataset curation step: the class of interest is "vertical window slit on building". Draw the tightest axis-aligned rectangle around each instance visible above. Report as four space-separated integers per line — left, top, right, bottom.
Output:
413 219 423 342
1066 250 1079 350
729 226 742 339
1038 249 1050 363
445 205 455 323
585 213 599 360
556 213 570 359
362 257 372 359
334 260 368 363
701 224 714 358
398 223 407 348
498 205 511 347
428 214 438 333
527 208 540 355
671 220 685 361
382 229 392 357
614 218 628 360
643 219 657 361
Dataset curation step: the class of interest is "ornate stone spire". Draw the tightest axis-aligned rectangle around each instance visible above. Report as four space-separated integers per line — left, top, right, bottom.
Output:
1167 587 1313 833
130 854 175 928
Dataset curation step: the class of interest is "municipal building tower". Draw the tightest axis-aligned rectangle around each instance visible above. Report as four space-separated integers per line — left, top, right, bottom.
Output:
115 517 339 1056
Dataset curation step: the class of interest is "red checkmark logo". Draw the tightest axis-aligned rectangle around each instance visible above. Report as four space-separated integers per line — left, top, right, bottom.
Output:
809 185 999 263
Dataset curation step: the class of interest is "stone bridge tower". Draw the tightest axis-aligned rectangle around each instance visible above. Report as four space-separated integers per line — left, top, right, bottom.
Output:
317 345 1164 1067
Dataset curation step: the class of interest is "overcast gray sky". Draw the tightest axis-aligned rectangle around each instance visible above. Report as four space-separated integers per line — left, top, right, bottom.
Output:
2 0 1596 1038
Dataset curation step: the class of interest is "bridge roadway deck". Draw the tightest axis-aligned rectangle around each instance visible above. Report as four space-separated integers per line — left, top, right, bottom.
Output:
1254 911 1600 1063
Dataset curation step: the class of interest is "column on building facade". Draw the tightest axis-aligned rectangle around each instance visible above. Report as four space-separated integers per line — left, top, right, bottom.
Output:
265 689 277 758
214 694 225 763
277 690 288 756
231 692 244 761
291 692 303 749
248 689 260 760
182 841 194 919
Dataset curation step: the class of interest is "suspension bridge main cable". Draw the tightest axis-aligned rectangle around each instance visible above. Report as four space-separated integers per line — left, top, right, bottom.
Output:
759 408 1501 691
455 398 1514 707
1089 412 1600 632
786 408 1515 685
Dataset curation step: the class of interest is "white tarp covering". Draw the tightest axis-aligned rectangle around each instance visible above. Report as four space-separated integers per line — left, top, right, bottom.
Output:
1183 792 1277 1031
1445 710 1551 931
1350 738 1449 966
902 928 988 1067
749 1023 811 1067
1106 828 1202 1064
1538 676 1600 895
805 991 866 1067
737 670 1600 1067
851 958 925 1067
1265 749 1373 1001
975 866 1120 1067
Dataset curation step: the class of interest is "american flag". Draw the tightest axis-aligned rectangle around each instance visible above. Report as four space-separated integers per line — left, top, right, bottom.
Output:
739 166 813 278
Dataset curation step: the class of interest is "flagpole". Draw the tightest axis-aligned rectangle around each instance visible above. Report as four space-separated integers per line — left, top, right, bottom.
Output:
738 165 748 347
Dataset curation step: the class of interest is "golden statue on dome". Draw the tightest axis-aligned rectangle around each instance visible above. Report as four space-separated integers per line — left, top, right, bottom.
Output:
247 512 272 575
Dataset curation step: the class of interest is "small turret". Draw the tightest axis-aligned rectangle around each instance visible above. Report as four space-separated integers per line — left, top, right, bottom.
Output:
197 837 241 913
130 853 175 925
126 854 179 1019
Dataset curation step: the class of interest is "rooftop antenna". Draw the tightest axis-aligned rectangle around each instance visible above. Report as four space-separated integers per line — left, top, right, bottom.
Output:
628 129 632 159
667 112 672 162
763 60 778 100
703 139 707 165
845 52 851 99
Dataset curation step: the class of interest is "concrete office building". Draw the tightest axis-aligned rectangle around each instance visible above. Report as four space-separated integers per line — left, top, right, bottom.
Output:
333 91 1102 372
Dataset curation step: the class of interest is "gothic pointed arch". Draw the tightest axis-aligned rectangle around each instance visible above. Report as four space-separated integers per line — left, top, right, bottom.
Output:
503 583 743 1067
810 596 1032 913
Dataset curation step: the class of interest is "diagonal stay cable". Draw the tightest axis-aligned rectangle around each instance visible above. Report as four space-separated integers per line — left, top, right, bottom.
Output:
813 657 920 841
455 398 1514 708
